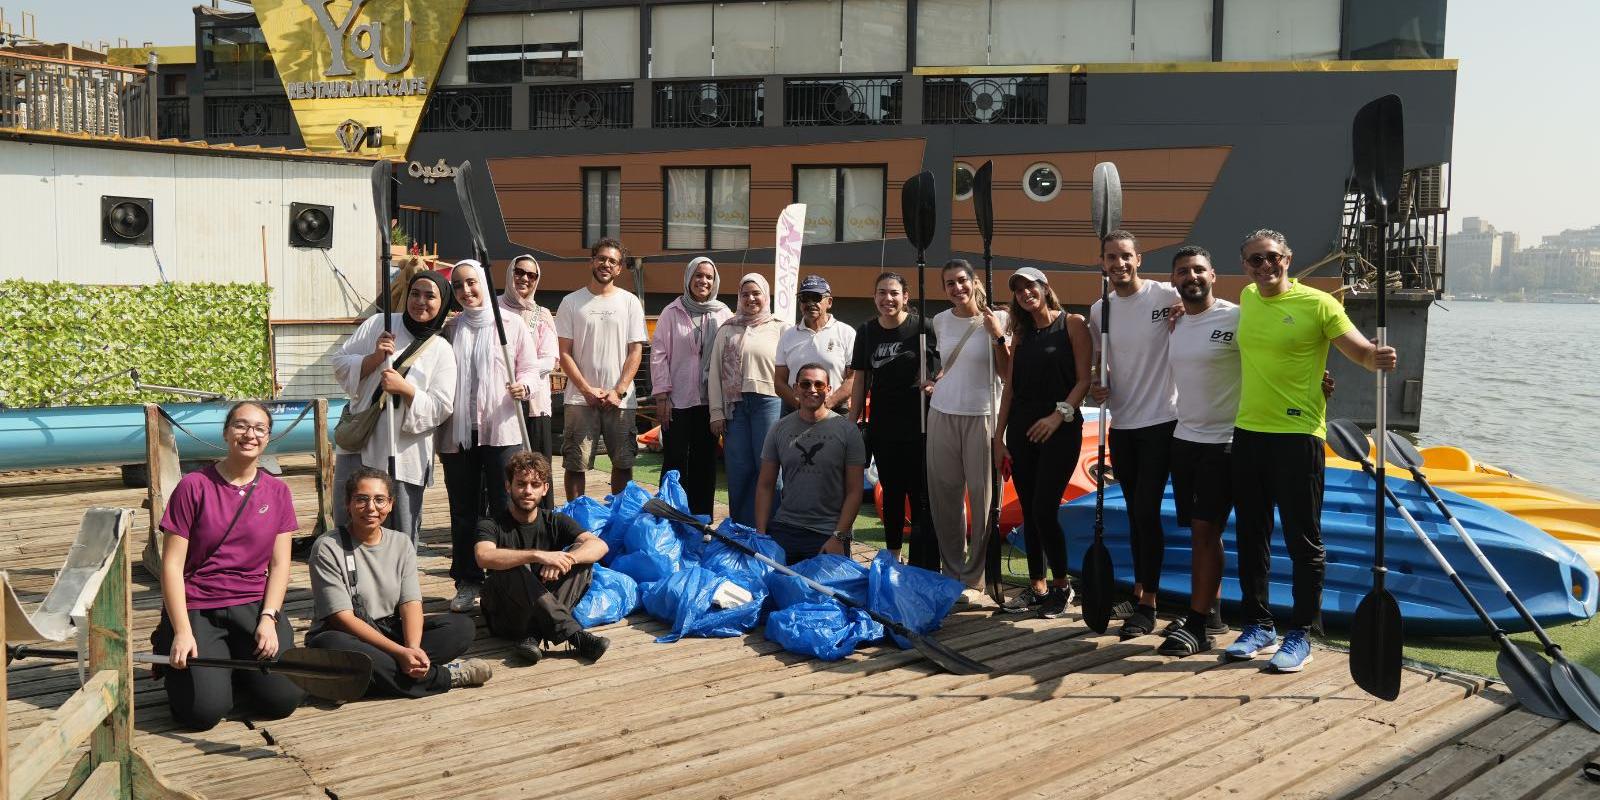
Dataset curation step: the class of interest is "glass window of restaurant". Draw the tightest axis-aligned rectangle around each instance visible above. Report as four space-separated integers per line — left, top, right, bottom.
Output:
666 168 751 250
1344 0 1446 59
652 1 904 77
918 0 1211 66
464 10 638 83
201 24 277 91
795 167 887 245
584 168 622 249
1221 0 1341 61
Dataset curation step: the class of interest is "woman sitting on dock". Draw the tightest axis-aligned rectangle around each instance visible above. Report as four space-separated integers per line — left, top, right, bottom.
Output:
330 269 458 544
151 401 305 730
306 466 492 697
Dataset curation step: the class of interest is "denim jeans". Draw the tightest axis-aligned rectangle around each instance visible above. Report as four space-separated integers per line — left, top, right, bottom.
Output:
723 392 782 527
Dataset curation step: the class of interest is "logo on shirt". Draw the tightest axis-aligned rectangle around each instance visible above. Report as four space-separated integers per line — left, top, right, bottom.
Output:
1282 314 1296 325
1209 329 1234 343
870 342 904 369
793 440 825 466
258 504 270 514
1286 408 1302 417
1151 308 1171 323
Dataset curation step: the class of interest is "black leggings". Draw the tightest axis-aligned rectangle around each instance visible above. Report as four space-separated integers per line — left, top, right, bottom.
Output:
660 404 719 517
1108 420 1176 593
1009 419 1081 583
440 437 518 587
1231 428 1326 631
870 432 937 569
526 414 555 510
151 601 304 731
306 613 474 699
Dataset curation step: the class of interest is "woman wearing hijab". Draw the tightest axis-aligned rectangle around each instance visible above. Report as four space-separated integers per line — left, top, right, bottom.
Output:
439 259 540 614
650 256 732 516
499 254 560 507
330 269 458 545
707 273 788 526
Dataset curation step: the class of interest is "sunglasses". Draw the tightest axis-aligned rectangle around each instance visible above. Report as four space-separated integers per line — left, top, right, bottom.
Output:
795 379 828 390
798 293 825 303
513 268 539 280
1246 252 1288 267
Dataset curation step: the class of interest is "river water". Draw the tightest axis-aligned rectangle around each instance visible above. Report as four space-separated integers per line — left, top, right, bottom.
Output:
1420 301 1600 496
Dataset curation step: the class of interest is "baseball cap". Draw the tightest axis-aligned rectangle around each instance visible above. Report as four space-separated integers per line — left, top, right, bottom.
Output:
798 275 831 295
1008 267 1049 289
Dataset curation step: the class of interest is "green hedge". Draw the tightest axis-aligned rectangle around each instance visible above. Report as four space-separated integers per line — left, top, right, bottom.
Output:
0 280 271 407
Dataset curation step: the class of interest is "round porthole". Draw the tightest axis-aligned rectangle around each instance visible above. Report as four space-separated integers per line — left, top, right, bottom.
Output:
1023 162 1061 202
953 162 974 202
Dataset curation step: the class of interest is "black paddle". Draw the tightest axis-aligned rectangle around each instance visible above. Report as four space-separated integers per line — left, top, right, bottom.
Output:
1382 431 1597 727
453 160 533 453
8 644 374 703
900 170 937 435
1348 94 1405 701
642 499 992 675
369 161 400 486
1079 161 1121 635
973 161 1005 605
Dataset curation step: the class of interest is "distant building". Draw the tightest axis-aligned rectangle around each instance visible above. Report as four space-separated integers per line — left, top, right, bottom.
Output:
1446 216 1502 291
1541 225 1600 252
1514 245 1600 294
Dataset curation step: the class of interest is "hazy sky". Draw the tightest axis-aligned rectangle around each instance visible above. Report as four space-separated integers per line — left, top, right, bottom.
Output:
25 1 1599 243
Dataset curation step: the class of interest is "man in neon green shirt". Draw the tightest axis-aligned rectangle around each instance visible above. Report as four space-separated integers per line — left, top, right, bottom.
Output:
1223 229 1397 673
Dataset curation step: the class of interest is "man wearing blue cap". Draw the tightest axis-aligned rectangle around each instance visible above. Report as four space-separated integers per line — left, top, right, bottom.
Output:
775 275 856 414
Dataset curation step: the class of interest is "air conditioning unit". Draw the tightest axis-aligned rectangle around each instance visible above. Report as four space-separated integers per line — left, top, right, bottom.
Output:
1400 165 1446 217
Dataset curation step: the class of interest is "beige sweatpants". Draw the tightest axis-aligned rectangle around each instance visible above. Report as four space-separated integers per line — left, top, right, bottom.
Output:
926 408 996 588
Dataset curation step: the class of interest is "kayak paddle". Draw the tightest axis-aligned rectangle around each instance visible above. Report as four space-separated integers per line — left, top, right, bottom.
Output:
900 169 937 435
973 160 1005 605
8 644 374 703
370 160 401 489
1382 431 1595 728
642 498 992 676
1079 161 1121 635
1347 94 1405 701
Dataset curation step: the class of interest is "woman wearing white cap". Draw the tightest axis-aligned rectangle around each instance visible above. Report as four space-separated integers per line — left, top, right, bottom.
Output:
650 257 732 515
499 254 560 507
707 273 789 526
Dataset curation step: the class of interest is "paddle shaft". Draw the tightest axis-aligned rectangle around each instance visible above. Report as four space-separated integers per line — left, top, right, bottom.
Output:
373 162 401 481
1373 203 1390 588
917 252 928 434
978 177 1002 592
10 646 348 678
1094 274 1109 541
455 163 534 454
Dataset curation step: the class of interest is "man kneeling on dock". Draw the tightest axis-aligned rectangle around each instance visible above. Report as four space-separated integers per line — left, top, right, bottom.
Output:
475 452 612 664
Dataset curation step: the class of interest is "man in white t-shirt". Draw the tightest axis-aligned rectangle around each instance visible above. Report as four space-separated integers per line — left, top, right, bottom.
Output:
1088 230 1180 641
1157 245 1240 657
774 275 856 412
556 237 648 501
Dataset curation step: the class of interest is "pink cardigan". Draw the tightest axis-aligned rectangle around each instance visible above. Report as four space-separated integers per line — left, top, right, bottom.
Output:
650 298 733 410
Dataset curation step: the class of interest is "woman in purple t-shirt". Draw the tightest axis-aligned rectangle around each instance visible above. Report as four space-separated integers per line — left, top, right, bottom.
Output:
150 401 304 730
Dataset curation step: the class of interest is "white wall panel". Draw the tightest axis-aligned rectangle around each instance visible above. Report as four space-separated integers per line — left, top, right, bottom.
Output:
0 142 61 277
277 160 377 321
50 147 180 286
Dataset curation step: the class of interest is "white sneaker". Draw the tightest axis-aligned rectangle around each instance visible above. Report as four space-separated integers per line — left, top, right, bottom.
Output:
449 585 481 613
959 588 995 607
447 658 493 688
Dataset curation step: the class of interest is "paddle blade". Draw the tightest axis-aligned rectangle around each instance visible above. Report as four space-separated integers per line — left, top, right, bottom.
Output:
1552 656 1600 733
1494 646 1570 721
1352 94 1405 211
275 647 373 702
879 616 993 675
973 161 995 243
453 160 491 262
1079 541 1115 634
1383 430 1427 472
1349 589 1404 701
370 160 391 244
1090 162 1123 240
1326 418 1373 464
900 170 937 253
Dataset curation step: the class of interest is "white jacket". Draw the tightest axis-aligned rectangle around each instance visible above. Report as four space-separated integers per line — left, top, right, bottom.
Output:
330 313 457 486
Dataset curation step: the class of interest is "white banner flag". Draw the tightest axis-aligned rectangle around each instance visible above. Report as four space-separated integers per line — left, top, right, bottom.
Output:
772 203 807 327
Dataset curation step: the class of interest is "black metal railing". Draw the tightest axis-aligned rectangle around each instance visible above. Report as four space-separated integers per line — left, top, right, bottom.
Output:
652 80 764 128
0 52 156 137
420 87 513 132
923 76 1047 125
203 94 291 137
784 77 901 126
397 204 438 254
529 82 633 130
156 97 189 139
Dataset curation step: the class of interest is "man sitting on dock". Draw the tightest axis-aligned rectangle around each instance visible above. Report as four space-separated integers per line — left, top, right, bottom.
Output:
475 452 612 664
754 363 866 564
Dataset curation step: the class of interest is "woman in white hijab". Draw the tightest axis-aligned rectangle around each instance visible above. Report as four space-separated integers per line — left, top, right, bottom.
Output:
440 260 540 613
706 273 789 526
499 254 560 508
649 257 732 516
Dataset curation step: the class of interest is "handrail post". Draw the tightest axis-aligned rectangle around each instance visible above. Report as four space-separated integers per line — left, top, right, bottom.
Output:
87 512 134 795
2 574 10 800
144 52 158 138
313 398 334 537
141 404 179 580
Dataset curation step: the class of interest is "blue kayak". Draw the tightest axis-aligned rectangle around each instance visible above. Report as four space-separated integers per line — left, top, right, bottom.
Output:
0 399 346 471
1044 466 1597 635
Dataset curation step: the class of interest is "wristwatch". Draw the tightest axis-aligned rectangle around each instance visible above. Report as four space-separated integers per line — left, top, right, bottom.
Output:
831 530 852 543
994 335 1007 346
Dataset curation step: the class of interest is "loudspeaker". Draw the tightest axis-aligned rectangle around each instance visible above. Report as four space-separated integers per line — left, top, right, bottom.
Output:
289 202 334 249
101 196 153 245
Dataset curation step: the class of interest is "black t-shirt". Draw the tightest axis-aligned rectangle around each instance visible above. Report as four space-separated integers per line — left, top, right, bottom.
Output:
851 314 938 441
474 509 585 555
1009 312 1079 433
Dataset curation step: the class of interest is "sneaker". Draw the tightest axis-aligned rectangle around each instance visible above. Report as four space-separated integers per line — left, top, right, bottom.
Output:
1038 586 1072 619
569 630 610 663
959 588 996 608
1268 629 1313 673
1158 626 1215 657
1223 624 1279 661
446 658 493 688
449 585 481 613
514 637 544 664
1000 587 1047 614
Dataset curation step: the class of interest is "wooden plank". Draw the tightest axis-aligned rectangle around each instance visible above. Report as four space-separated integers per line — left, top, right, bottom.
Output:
8 670 117 800
1347 692 1551 800
1534 766 1600 799
1 575 9 800
311 398 333 538
1449 723 1600 800
68 761 120 800
86 514 133 797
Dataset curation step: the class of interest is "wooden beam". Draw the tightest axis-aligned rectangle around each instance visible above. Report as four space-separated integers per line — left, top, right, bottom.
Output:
141 404 178 580
312 398 334 537
73 761 121 800
7 670 118 800
88 510 133 796
1 575 8 800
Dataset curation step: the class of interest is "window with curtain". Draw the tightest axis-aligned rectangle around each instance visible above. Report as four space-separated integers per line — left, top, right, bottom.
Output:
915 0 989 67
714 2 777 76
666 168 751 250
795 166 886 244
583 7 640 80
652 5 714 78
1221 0 1340 61
776 0 842 74
1132 0 1211 62
842 0 906 72
466 13 525 83
583 169 622 248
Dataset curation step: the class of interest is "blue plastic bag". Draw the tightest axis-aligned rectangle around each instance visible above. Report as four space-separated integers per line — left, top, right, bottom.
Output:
765 554 870 610
865 551 963 649
641 566 768 643
572 565 639 628
611 550 677 584
701 519 786 579
624 513 683 566
599 482 652 562
765 602 884 661
655 470 707 567
557 496 612 536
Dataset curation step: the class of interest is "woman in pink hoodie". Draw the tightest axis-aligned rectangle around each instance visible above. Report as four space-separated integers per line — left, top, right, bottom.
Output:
649 257 732 515
439 260 540 613
499 254 560 508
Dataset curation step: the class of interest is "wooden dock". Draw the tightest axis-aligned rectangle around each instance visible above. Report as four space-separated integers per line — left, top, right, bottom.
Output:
6 457 1599 799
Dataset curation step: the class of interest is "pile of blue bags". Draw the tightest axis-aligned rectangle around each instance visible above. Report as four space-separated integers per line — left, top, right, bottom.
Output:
561 470 964 660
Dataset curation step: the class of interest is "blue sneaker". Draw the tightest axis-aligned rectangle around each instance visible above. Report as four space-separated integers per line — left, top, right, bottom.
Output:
1268 629 1313 672
1223 624 1278 661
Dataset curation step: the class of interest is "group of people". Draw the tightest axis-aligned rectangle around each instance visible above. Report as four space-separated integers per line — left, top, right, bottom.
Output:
149 226 1395 731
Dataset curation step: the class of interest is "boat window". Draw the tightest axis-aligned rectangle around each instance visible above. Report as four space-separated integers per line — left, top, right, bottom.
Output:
584 169 622 249
795 166 887 244
666 168 751 250
1344 0 1446 60
953 163 975 202
1023 162 1061 202
1221 0 1340 62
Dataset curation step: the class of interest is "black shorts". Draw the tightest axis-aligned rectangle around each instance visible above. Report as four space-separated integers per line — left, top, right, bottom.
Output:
1170 437 1232 527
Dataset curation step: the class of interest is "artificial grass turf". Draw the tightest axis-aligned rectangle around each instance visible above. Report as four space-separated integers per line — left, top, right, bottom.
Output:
603 452 1600 680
